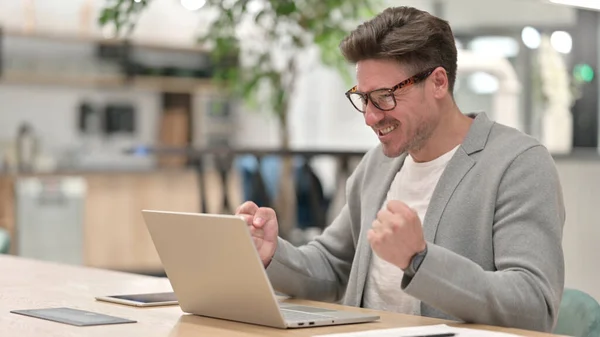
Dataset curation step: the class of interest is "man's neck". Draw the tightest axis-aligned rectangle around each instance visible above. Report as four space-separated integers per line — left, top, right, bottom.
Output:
409 106 473 163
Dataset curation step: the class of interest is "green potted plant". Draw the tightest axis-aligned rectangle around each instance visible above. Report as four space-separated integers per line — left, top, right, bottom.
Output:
99 0 377 147
99 0 379 235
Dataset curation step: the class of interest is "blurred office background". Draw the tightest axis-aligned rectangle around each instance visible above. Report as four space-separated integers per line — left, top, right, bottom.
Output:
0 0 598 304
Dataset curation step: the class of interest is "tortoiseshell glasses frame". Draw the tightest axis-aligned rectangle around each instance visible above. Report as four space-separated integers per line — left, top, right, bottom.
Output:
345 67 440 113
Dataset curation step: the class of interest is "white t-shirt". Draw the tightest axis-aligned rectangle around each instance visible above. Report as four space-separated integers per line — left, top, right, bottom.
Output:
362 145 459 315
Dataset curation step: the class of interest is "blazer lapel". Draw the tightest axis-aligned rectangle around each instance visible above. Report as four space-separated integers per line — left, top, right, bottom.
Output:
422 112 493 242
422 149 474 242
354 153 406 306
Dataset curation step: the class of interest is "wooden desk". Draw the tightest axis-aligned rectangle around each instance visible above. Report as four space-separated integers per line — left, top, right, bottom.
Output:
0 255 560 337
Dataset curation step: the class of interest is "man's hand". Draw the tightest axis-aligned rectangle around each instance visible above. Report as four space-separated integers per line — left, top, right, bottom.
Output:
368 200 427 270
235 201 279 267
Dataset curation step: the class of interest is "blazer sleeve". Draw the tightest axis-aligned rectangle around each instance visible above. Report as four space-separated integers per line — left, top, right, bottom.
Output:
402 145 565 332
265 204 355 302
265 153 369 303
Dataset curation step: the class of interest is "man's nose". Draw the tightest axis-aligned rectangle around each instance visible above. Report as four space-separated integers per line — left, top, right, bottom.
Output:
364 104 385 127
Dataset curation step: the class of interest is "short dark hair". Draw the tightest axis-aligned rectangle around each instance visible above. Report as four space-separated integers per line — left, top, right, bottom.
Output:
339 6 457 93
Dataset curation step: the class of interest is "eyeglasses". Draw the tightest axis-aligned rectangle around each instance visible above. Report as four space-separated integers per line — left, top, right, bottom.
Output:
345 67 439 113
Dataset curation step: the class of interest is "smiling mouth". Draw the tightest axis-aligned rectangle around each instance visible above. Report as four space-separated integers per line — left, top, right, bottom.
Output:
377 125 398 136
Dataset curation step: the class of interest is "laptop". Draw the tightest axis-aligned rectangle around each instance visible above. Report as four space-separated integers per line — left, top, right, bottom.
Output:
141 210 380 329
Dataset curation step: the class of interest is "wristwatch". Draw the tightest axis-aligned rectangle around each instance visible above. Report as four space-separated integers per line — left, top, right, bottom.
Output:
404 245 428 277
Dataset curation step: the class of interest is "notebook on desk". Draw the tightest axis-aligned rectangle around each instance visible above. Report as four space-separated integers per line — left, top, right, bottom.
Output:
141 210 380 329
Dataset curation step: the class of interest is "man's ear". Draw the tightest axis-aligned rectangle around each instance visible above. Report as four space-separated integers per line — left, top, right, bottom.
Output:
431 67 449 99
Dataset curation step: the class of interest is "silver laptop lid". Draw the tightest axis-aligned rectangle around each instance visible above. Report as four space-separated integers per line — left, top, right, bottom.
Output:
142 210 287 328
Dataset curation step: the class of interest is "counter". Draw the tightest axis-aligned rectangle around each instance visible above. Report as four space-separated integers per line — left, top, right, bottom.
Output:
0 168 243 274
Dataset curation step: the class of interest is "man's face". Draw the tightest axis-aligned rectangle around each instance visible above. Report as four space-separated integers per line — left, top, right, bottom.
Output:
354 59 440 158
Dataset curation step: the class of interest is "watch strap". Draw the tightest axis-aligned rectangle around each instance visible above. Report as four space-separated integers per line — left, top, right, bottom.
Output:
405 244 428 277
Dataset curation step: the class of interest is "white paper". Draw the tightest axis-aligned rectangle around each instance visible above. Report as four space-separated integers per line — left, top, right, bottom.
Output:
312 324 523 337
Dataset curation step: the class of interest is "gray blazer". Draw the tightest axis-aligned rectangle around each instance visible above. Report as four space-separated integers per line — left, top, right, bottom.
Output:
266 112 565 332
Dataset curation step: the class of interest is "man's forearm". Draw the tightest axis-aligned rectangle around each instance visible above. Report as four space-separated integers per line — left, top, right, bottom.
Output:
265 237 349 302
402 243 562 332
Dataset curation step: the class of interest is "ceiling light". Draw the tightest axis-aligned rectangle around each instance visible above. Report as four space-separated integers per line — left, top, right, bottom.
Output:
180 0 206 11
550 31 573 54
549 0 600 11
521 26 541 49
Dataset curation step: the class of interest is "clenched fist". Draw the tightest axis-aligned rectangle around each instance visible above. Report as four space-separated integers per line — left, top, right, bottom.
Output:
368 200 426 270
235 201 279 267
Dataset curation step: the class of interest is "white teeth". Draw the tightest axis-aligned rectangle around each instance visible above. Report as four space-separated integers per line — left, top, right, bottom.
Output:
379 125 397 135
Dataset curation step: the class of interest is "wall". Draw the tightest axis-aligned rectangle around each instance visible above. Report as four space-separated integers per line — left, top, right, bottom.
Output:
0 0 206 47
556 159 600 303
0 0 208 170
0 84 160 170
0 0 579 156
444 0 576 32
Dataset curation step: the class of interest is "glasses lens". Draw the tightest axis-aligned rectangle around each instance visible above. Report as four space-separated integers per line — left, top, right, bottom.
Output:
348 93 367 112
370 90 395 110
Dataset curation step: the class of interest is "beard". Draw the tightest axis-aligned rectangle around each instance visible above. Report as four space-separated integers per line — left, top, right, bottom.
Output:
405 117 438 152
381 116 438 158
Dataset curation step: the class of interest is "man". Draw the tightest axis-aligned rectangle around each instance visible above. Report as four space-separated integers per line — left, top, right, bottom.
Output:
236 6 565 333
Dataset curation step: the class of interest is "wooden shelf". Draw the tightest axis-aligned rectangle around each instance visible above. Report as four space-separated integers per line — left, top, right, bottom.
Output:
0 28 223 93
2 28 210 54
130 75 217 93
1 71 124 88
0 70 219 93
